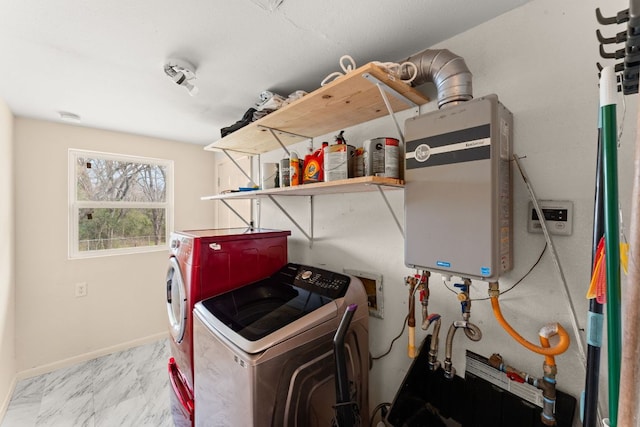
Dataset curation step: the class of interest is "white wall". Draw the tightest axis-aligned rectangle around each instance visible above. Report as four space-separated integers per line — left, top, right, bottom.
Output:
235 0 634 424
14 119 217 373
4 0 632 423
0 99 16 414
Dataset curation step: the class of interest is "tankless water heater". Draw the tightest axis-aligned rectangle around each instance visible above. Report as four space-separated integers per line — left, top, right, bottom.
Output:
404 94 513 281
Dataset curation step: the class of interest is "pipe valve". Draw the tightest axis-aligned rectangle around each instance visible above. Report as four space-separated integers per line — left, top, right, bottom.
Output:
488 282 500 298
454 279 472 321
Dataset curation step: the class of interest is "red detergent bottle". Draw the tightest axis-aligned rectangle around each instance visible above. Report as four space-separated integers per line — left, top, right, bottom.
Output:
303 142 328 183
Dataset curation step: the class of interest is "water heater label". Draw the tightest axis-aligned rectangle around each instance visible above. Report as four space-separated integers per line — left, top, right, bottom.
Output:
405 124 490 169
436 261 451 268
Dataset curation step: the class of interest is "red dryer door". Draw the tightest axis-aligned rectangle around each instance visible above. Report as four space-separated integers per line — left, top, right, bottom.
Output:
166 257 187 343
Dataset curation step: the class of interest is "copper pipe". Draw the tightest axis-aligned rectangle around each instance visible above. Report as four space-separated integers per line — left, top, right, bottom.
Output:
407 277 417 358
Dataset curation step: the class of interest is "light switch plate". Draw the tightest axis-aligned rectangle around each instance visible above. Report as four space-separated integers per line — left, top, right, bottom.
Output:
527 200 573 236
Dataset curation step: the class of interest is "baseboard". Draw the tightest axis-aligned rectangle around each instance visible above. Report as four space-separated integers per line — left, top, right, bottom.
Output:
0 375 17 423
16 331 168 381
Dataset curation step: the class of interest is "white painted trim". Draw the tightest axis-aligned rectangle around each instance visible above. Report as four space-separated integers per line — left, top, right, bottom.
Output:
16 332 168 381
0 375 18 423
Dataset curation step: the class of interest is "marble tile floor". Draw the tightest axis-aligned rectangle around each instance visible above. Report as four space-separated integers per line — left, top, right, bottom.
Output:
1 338 173 427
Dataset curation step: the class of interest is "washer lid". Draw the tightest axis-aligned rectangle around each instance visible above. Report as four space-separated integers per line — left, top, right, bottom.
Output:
201 277 335 342
195 295 338 355
194 283 339 354
194 263 354 354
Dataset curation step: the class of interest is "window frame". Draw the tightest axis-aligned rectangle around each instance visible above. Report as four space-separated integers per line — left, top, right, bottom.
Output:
68 149 174 259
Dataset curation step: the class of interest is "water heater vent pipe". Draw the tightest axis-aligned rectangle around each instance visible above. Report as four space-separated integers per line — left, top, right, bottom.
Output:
400 48 473 109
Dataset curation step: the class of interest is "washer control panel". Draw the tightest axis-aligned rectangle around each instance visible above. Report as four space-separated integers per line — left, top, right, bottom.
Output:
293 264 351 299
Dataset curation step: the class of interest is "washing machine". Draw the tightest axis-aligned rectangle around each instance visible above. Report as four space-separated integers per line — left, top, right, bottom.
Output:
192 263 369 427
166 228 290 427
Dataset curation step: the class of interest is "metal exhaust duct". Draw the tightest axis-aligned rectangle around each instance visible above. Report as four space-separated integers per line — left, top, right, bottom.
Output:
400 48 473 109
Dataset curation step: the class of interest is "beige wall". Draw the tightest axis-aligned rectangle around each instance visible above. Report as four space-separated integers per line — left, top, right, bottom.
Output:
0 100 15 413
14 119 217 373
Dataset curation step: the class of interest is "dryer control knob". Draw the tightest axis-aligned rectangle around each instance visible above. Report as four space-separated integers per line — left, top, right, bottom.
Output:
170 239 180 249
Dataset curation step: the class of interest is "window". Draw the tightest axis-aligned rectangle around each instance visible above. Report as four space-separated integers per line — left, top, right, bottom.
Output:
69 149 173 258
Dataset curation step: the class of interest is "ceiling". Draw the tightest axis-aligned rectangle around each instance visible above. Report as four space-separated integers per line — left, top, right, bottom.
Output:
0 0 529 145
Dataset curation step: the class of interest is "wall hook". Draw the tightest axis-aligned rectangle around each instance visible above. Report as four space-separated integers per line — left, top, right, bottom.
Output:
596 8 629 25
596 29 627 44
599 44 626 59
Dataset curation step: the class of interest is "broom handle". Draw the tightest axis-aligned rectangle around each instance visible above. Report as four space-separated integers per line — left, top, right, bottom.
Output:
601 65 622 426
617 80 640 427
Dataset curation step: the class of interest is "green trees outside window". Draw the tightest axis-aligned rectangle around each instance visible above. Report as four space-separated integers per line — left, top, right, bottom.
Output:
70 151 173 257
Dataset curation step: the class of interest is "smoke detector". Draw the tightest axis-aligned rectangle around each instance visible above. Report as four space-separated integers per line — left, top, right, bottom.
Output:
164 59 199 96
58 111 81 123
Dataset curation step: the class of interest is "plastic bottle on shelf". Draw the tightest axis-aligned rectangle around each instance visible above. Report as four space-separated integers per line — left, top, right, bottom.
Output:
279 157 290 187
320 141 328 181
290 151 301 186
354 147 364 177
303 142 328 183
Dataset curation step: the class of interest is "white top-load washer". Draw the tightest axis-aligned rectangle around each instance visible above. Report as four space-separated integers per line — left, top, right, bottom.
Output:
193 263 369 427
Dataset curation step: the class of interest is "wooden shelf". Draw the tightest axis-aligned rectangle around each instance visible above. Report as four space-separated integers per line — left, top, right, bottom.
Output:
204 62 429 155
202 63 416 240
201 176 404 201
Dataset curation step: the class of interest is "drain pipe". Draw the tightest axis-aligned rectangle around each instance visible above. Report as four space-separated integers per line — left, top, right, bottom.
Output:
443 319 482 379
419 271 431 330
400 48 473 109
426 314 442 372
418 271 443 371
443 279 482 379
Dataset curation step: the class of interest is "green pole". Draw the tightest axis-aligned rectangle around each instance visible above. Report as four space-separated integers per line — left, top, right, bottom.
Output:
600 65 621 426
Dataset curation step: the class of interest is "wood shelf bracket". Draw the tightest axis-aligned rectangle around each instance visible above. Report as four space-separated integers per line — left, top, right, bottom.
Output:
267 194 314 247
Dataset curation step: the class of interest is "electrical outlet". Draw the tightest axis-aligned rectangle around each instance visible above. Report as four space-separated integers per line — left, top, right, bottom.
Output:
75 282 88 297
527 200 573 236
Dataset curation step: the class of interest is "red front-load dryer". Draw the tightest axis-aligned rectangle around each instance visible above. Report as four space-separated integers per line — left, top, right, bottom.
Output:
166 228 290 427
